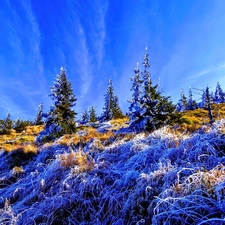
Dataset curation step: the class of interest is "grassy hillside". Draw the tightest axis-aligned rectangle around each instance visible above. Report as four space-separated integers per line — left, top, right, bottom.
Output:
178 103 225 132
0 111 225 224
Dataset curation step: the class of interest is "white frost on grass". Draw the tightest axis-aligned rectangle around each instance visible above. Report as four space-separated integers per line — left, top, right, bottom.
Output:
0 120 225 224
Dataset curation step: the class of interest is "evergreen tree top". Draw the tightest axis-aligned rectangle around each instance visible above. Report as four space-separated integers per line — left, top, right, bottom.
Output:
134 62 140 74
142 46 150 70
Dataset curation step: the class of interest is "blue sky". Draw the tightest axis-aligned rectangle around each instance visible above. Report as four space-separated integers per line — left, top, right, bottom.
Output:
1 0 225 120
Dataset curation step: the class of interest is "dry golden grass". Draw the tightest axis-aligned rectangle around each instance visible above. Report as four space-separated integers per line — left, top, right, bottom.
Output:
2 143 38 154
0 125 42 153
177 104 225 132
56 129 115 146
25 125 44 135
11 166 25 176
18 143 38 154
110 116 129 129
58 150 94 172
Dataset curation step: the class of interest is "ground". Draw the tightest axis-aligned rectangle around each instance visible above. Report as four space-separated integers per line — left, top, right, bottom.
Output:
1 113 225 224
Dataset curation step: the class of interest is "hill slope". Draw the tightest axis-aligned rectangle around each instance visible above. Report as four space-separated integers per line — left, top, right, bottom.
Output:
1 117 225 224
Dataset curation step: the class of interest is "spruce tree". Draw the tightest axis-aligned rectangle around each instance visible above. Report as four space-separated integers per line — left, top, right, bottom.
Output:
199 89 207 109
176 88 188 112
112 96 124 119
5 112 12 130
187 87 197 110
101 78 114 122
138 47 161 131
37 68 77 142
199 88 214 109
214 82 225 103
80 109 89 124
101 78 123 122
155 95 177 128
34 102 44 125
89 106 97 122
13 118 22 131
0 112 13 134
130 47 177 131
128 62 143 123
157 76 161 94
205 86 214 124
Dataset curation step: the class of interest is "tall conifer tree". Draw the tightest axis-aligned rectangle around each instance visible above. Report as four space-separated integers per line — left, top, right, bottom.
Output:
101 78 123 121
80 109 89 124
128 62 143 122
205 86 214 124
89 106 97 122
35 102 44 125
112 96 124 119
129 47 177 131
214 82 225 103
177 88 188 112
37 67 77 142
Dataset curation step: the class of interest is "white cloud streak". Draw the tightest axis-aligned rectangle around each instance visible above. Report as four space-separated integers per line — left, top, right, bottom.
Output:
0 0 49 119
189 63 225 80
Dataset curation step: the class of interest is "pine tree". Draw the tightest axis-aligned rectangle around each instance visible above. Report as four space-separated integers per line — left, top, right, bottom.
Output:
81 109 89 124
130 47 177 131
0 112 13 134
34 102 44 125
155 95 177 128
199 88 214 109
101 78 123 121
176 88 188 112
187 87 198 110
5 112 12 130
214 82 225 103
13 118 22 131
157 76 161 94
112 96 124 119
101 79 114 122
205 86 214 124
198 89 207 109
89 106 97 122
128 62 143 123
137 47 161 131
37 68 77 142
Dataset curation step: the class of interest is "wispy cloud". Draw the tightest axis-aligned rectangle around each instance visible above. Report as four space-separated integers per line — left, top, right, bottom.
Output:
0 0 49 119
92 0 108 71
57 0 108 113
189 63 225 80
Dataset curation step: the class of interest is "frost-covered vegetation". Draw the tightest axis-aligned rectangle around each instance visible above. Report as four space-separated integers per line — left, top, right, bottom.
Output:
1 118 225 224
2 48 225 224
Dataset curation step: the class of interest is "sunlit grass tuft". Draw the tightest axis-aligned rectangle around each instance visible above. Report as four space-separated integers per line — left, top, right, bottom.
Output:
55 129 115 147
11 166 25 176
57 150 94 172
110 116 129 129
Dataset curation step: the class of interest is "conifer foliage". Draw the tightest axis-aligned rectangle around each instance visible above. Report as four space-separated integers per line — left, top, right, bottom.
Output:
129 47 177 131
101 79 123 122
34 102 44 125
213 82 225 104
89 106 97 123
0 112 13 134
177 88 188 112
205 86 214 124
80 109 89 124
37 68 77 142
128 62 142 123
187 87 198 110
112 96 124 119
